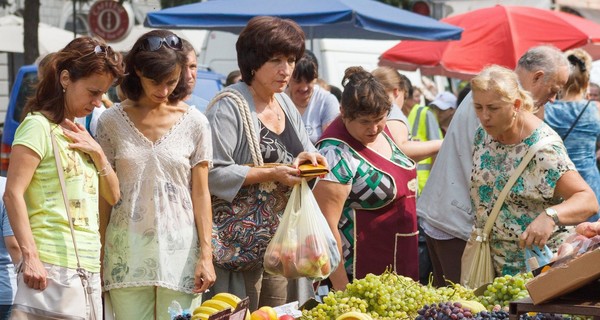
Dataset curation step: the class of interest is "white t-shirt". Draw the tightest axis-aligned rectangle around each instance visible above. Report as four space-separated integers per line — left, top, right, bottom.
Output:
301 85 340 144
75 105 107 137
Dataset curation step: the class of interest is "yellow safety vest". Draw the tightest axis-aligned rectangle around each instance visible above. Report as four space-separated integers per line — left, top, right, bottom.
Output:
407 105 442 195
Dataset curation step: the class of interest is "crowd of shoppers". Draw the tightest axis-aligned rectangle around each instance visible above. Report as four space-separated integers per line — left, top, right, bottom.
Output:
4 14 600 320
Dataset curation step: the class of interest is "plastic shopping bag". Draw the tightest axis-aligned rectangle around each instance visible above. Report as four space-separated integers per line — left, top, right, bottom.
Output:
263 179 341 280
525 245 554 272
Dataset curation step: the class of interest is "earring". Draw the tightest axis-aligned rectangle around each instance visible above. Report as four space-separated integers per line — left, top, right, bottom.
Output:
62 88 66 93
251 70 256 76
513 111 517 119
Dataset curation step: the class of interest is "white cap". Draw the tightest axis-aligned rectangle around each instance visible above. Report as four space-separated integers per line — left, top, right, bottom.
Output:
430 91 457 110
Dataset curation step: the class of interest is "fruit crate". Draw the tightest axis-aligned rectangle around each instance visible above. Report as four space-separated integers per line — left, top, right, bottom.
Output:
508 297 600 320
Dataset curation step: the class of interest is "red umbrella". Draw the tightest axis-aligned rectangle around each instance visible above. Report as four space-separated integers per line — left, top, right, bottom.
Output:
379 5 600 80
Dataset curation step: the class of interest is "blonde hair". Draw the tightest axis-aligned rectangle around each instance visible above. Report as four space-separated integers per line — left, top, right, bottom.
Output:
372 66 403 94
563 48 592 97
471 65 535 113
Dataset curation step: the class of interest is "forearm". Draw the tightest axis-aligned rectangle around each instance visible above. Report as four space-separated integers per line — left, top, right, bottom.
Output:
400 140 443 162
3 192 39 262
242 167 277 186
194 193 213 259
553 190 599 225
91 153 120 205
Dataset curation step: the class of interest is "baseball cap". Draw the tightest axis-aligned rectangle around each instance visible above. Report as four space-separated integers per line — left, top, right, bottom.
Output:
430 91 457 110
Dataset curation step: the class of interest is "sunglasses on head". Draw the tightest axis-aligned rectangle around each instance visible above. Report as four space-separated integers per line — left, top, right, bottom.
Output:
76 45 117 61
140 35 183 52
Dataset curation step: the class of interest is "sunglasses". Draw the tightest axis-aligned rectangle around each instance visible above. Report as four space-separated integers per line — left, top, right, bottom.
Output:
76 45 118 62
140 35 183 52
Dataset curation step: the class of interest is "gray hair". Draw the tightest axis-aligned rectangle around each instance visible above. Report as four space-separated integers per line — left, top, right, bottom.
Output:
517 45 570 80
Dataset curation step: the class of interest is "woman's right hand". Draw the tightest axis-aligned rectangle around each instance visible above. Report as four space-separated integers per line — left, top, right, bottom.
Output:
21 257 48 290
271 165 303 187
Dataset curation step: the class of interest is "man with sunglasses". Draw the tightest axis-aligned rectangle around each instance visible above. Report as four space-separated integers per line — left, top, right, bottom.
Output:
182 39 210 113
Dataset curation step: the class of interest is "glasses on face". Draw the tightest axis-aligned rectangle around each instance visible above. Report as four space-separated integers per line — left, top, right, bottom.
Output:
140 35 183 52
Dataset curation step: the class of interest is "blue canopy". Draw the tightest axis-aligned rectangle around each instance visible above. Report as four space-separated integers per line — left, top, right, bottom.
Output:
144 0 462 41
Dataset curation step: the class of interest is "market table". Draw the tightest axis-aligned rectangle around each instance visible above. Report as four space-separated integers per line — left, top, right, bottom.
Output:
509 297 600 320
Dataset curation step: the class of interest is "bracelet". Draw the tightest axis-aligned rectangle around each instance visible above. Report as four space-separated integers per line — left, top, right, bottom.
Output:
97 163 111 177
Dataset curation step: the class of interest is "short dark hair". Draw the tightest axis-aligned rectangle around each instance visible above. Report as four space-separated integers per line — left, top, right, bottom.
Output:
181 38 195 55
26 37 124 124
292 51 318 83
341 66 390 120
236 16 305 85
121 30 188 103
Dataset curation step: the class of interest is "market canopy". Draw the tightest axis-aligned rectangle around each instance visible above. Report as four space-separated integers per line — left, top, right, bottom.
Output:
379 5 600 80
144 0 462 41
0 14 76 54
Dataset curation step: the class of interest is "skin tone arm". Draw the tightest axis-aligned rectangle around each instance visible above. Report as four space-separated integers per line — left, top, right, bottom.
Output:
520 170 599 248
191 162 216 293
4 146 47 290
386 120 442 162
312 180 352 291
242 151 328 187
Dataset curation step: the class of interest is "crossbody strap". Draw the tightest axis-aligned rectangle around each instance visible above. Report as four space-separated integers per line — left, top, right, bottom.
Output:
207 88 263 166
482 135 562 238
49 127 83 270
561 100 591 141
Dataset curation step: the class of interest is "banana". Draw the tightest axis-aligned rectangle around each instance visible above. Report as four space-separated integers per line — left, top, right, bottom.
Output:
455 299 487 313
212 292 241 308
191 313 209 320
200 299 233 312
192 305 220 316
335 311 373 320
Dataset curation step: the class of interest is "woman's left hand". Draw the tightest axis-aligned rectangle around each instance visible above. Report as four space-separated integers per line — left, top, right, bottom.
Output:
292 151 328 169
193 256 216 293
61 119 102 158
519 213 555 248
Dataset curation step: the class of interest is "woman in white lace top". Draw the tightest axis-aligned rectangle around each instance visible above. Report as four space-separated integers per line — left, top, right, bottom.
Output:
96 30 215 320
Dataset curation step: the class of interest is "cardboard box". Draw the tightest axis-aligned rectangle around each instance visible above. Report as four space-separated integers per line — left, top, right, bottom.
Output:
526 248 600 304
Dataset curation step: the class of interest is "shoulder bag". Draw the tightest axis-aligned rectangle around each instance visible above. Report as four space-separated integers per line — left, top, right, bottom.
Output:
209 88 292 272
460 135 561 289
11 126 98 320
561 100 591 141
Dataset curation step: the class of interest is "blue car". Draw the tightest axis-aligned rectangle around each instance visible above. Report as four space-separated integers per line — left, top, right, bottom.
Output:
1 65 225 176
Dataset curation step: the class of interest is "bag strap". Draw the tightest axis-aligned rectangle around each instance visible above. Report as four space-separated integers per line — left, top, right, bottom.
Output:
482 135 562 238
49 127 83 270
561 100 591 141
207 88 263 166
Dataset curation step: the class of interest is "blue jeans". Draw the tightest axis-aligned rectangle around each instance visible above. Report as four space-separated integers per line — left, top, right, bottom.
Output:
0 305 13 320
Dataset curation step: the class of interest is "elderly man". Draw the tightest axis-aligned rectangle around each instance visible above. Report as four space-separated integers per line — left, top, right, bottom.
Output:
182 39 210 112
417 45 570 287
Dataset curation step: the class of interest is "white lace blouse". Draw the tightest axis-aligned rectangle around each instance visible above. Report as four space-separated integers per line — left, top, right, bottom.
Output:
96 104 213 293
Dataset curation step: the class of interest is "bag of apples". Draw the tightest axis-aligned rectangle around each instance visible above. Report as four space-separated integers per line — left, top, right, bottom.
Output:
263 178 340 280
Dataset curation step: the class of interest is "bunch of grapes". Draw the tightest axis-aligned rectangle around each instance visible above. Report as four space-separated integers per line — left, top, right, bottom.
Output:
519 313 572 320
416 302 475 320
477 273 533 309
301 290 369 319
436 282 478 302
474 309 510 320
172 314 191 320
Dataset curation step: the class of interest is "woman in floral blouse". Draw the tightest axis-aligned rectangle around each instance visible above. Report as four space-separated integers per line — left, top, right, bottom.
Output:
470 65 598 276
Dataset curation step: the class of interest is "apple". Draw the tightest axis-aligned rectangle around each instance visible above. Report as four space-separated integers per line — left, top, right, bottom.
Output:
258 306 278 320
251 310 270 320
278 315 295 320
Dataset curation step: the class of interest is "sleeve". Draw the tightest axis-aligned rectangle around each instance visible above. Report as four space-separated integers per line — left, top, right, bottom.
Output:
318 140 354 185
320 92 340 125
13 116 49 160
95 110 116 168
1 204 13 237
190 111 213 168
425 109 443 140
531 140 576 199
205 95 251 202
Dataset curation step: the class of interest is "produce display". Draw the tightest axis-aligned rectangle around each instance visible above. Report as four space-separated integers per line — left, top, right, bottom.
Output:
187 293 250 320
477 273 532 310
300 271 478 320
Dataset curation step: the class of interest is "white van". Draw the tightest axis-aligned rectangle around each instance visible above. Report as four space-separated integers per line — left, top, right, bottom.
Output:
198 31 422 90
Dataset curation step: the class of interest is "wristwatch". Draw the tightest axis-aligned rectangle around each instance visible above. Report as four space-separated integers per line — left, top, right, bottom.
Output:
544 207 560 226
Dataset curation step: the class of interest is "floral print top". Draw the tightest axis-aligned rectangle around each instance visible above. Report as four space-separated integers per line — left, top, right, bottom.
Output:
470 122 575 276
